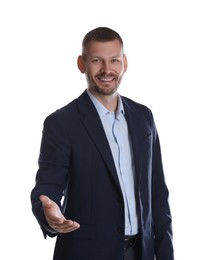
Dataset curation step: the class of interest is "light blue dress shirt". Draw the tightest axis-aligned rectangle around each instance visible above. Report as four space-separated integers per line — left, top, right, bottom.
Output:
87 90 140 235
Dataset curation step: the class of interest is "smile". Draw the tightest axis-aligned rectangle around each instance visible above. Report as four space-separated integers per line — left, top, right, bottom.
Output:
97 76 115 82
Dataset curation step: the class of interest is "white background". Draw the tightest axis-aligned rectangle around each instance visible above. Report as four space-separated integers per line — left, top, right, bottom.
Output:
0 0 212 259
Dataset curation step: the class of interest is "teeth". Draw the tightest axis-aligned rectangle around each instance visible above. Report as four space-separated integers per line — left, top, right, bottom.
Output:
99 77 113 81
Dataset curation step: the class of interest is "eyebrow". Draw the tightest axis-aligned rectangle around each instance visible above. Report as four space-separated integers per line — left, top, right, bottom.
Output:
89 55 122 59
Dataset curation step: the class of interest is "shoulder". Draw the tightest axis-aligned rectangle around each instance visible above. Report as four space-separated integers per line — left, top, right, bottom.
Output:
45 99 77 123
121 96 159 140
45 91 87 120
121 95 154 122
42 90 91 129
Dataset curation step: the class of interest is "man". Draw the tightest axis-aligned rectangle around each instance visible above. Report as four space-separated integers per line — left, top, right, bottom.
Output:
31 27 174 260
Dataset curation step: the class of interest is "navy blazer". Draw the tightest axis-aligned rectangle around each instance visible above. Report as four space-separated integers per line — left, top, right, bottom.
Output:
31 90 174 260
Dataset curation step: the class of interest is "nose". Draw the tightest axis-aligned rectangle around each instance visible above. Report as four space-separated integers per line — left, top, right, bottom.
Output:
100 61 111 74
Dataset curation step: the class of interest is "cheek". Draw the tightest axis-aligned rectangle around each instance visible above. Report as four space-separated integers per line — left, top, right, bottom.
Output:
117 66 126 76
85 71 97 83
87 65 100 75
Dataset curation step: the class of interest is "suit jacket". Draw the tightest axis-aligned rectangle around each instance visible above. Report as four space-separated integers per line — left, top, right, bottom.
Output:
31 90 174 260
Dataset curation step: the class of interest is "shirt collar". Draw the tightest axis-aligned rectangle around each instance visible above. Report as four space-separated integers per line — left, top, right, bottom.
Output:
87 89 125 118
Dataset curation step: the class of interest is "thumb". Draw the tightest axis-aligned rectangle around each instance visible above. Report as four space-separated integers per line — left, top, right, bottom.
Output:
40 195 51 208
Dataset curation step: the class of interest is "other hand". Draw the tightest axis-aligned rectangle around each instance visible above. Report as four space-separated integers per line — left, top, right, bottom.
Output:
40 195 80 233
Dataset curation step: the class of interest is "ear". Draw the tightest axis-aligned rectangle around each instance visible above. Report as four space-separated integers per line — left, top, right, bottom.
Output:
77 55 86 73
123 54 128 73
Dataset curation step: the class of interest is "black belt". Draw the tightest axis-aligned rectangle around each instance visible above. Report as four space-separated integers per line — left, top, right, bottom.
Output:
124 233 139 248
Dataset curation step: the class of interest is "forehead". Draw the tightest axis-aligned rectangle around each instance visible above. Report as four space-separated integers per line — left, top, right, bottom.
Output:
85 39 123 57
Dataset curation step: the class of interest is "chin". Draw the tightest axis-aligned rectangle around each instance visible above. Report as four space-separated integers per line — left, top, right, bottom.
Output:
97 86 118 96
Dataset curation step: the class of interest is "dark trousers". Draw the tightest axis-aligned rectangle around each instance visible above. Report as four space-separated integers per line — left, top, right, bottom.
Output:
124 234 141 260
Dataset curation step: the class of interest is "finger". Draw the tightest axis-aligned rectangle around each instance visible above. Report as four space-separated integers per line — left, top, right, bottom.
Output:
54 222 80 233
52 220 80 232
62 220 80 228
57 226 80 233
52 219 79 228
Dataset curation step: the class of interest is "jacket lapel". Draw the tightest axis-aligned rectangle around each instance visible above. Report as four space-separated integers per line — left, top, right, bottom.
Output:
76 91 122 192
122 98 150 179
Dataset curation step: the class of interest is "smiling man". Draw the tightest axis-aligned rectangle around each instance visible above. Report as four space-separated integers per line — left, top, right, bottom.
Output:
31 27 174 260
77 30 127 111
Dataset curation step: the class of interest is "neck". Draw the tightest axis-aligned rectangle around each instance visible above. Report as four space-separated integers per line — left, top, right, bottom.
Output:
89 89 118 112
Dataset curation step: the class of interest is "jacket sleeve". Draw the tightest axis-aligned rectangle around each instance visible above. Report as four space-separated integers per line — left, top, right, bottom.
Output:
30 112 71 238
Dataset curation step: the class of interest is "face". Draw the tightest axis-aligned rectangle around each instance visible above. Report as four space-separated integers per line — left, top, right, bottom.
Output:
78 39 127 96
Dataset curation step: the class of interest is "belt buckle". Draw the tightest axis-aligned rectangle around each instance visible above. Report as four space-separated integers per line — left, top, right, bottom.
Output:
124 234 137 248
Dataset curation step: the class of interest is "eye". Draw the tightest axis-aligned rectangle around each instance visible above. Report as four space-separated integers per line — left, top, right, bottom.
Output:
91 58 101 63
111 58 120 63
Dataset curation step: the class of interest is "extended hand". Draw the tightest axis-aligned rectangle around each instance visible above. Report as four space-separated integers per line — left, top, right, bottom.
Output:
40 195 80 233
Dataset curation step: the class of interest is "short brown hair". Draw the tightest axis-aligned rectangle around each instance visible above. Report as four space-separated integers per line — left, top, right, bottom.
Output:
82 27 124 56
